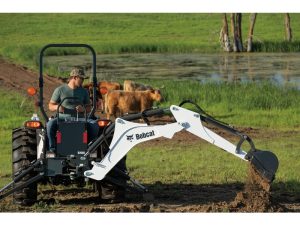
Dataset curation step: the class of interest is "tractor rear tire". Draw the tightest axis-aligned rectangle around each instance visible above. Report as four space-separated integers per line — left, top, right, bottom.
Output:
12 127 38 206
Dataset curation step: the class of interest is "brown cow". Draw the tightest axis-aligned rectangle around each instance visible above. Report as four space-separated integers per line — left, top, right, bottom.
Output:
82 83 103 112
105 89 163 120
83 81 122 97
99 81 122 91
83 81 122 112
98 81 122 112
83 83 100 100
123 80 154 92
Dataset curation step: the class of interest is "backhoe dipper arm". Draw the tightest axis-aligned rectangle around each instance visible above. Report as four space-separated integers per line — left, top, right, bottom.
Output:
84 105 249 181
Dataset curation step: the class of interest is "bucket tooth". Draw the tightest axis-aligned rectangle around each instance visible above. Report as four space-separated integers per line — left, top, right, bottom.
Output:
245 149 279 183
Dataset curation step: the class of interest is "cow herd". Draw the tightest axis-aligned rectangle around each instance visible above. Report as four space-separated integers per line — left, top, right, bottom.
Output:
83 80 163 120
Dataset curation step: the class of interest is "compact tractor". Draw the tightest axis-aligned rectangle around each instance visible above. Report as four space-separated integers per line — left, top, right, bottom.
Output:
0 44 279 206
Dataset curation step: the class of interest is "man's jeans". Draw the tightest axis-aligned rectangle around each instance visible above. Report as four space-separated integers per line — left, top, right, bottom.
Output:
47 118 99 149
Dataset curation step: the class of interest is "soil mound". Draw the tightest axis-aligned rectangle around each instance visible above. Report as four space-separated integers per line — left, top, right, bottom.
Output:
229 165 286 212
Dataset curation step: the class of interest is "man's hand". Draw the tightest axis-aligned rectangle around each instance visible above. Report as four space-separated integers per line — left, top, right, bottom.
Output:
58 105 64 113
75 105 84 113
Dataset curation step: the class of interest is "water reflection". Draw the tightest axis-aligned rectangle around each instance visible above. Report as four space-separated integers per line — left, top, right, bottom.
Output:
45 53 300 89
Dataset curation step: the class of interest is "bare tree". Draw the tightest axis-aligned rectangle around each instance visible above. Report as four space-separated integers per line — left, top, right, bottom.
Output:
285 13 292 41
230 13 238 52
236 13 243 51
247 13 257 52
220 13 293 52
231 13 243 52
220 13 232 52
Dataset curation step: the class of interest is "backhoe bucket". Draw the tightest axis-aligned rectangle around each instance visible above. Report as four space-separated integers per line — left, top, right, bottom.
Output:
246 149 279 183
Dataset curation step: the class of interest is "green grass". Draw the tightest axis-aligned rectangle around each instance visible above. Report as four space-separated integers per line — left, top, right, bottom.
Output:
127 142 247 184
0 89 34 181
127 133 300 192
1 13 300 71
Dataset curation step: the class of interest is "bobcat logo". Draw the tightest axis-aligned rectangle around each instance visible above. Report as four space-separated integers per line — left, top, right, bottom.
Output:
126 134 134 142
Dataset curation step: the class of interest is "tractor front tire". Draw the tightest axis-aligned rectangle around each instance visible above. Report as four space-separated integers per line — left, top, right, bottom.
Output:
12 127 38 206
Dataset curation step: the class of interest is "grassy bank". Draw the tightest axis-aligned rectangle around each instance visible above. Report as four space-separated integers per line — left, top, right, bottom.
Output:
1 13 300 70
141 80 300 130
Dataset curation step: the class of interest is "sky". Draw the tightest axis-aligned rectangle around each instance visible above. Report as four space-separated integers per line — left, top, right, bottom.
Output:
0 0 299 13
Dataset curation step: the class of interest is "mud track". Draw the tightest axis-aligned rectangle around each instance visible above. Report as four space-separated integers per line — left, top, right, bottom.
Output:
0 58 299 212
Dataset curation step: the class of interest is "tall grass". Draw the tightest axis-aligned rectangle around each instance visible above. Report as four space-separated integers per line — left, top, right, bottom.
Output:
252 41 300 52
147 80 299 110
142 80 300 129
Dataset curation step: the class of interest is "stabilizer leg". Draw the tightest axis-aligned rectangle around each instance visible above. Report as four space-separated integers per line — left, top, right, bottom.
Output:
0 159 43 202
0 173 43 201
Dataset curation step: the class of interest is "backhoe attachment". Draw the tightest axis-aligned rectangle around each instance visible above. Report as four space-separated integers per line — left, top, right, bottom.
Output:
84 102 279 185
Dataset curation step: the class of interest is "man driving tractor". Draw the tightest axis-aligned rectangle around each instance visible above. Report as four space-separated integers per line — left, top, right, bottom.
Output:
47 67 126 203
47 67 99 154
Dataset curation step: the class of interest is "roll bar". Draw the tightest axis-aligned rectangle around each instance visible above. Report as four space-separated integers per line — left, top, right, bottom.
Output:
39 44 97 122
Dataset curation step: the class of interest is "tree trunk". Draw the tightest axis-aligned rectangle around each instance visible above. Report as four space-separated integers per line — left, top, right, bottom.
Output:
247 13 257 52
220 13 232 52
231 13 243 52
231 13 238 52
285 13 292 41
236 13 243 52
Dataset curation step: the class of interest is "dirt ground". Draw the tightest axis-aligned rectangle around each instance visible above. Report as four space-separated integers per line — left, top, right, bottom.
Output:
0 58 299 212
0 58 63 101
0 177 299 212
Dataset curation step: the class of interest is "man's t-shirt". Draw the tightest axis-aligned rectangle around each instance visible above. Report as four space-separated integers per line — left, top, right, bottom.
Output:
51 84 90 117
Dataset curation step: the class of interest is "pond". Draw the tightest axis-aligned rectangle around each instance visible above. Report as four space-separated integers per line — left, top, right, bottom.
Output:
45 53 300 89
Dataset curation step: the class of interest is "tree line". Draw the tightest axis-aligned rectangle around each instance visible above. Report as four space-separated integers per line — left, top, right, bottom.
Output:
219 13 293 52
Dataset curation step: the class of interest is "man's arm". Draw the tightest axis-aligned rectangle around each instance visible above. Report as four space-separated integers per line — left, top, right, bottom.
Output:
49 100 64 112
49 86 64 112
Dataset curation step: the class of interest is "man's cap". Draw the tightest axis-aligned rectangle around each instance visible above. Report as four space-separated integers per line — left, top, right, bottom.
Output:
70 68 88 79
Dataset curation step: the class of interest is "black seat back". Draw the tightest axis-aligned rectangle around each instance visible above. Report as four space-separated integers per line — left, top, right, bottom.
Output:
56 121 87 157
